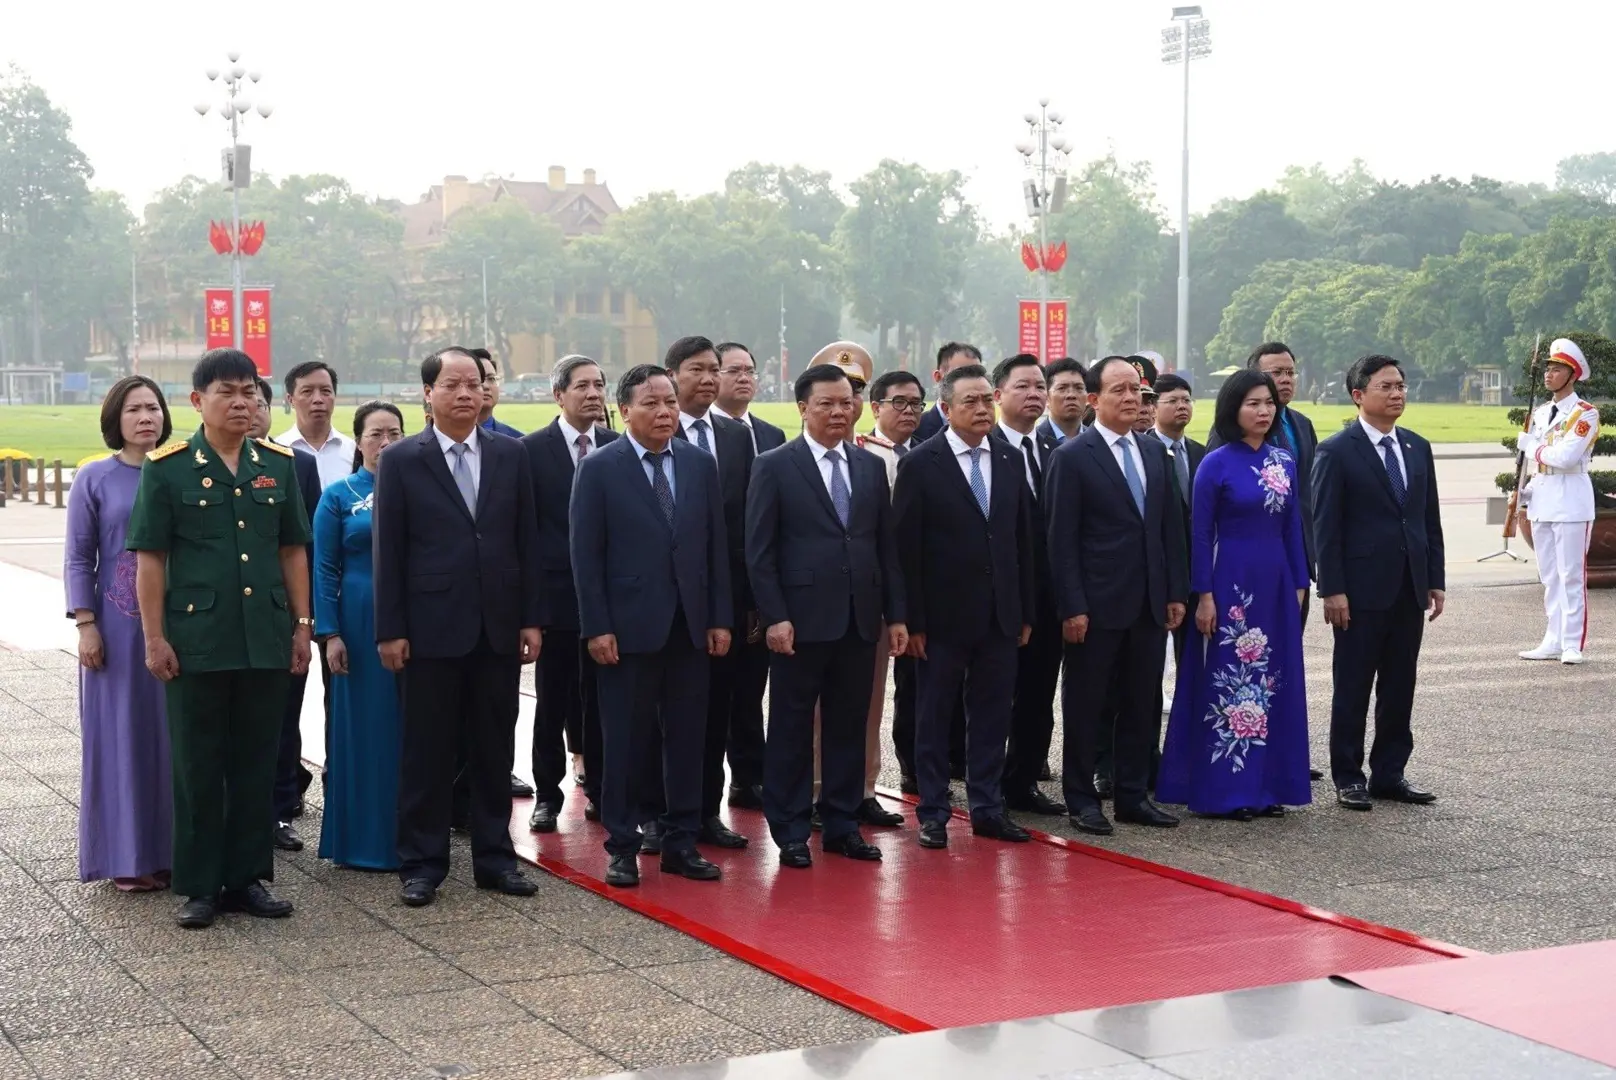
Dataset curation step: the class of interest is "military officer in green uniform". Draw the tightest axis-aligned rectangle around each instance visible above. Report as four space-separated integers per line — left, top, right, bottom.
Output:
127 348 314 929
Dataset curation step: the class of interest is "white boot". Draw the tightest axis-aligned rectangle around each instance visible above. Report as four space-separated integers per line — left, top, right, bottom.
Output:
1561 648 1586 665
1519 637 1560 661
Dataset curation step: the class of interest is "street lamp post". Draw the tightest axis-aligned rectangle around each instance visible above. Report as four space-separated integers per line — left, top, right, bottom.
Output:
1016 101 1070 359
1162 6 1211 376
481 256 493 347
194 52 272 351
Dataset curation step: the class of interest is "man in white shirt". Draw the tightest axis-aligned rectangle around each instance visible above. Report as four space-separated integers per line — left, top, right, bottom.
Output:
274 361 356 490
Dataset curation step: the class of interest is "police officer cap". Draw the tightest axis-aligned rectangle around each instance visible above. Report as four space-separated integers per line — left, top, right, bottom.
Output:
1548 338 1590 382
809 341 872 389
1126 353 1160 397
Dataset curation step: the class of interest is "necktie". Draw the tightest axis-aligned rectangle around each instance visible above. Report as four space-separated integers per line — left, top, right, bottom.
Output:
648 450 675 525
574 432 590 466
1020 436 1042 496
1119 436 1146 518
826 449 852 527
1174 439 1190 503
741 417 757 454
967 446 989 518
1548 403 1559 428
692 418 712 454
1275 410 1295 455
447 442 476 518
1379 435 1406 505
894 440 909 459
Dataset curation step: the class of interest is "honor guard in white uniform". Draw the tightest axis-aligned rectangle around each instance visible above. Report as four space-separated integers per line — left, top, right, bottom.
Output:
1518 337 1599 664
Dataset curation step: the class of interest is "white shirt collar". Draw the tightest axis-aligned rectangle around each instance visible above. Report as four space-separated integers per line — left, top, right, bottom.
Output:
558 416 593 447
1093 420 1131 447
997 421 1035 448
943 428 987 457
804 433 844 462
434 424 479 456
680 409 713 430
277 425 353 452
711 405 751 426
1357 416 1397 446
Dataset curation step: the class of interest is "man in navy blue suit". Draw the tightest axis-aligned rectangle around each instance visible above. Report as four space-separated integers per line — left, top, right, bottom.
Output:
911 341 985 443
570 364 734 888
746 363 907 868
519 355 617 832
373 347 545 908
1313 354 1444 812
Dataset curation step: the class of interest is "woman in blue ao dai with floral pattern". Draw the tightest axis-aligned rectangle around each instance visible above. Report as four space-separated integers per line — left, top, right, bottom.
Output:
1157 371 1311 818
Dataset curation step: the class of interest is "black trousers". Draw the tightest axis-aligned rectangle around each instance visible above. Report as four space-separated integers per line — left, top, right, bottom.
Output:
762 623 877 846
1003 613 1063 794
533 630 602 809
701 650 739 818
397 637 520 886
1329 580 1422 789
915 632 1017 825
272 660 330 822
725 637 769 791
890 655 918 778
597 611 707 857
1063 610 1168 814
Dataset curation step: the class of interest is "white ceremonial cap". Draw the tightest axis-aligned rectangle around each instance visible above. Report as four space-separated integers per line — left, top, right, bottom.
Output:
1548 338 1590 382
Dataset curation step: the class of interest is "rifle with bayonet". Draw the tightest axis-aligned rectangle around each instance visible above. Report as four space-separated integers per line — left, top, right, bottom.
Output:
1502 333 1544 539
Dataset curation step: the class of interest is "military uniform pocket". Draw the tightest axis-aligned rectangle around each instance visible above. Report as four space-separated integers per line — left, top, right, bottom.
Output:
166 588 217 655
177 491 226 539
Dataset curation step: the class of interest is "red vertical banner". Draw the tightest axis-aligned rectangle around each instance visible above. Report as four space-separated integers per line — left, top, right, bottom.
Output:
1018 299 1041 356
243 289 272 376
1045 300 1068 362
204 289 233 351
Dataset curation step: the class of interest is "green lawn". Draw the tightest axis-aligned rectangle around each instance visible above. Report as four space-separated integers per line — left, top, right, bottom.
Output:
0 401 1513 465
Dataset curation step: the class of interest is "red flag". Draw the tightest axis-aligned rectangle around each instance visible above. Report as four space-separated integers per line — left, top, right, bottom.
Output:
1021 242 1040 272
208 221 233 255
239 221 266 256
1044 241 1068 273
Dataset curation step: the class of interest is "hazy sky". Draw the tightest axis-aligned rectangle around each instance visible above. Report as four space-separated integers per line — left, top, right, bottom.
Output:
8 0 1611 231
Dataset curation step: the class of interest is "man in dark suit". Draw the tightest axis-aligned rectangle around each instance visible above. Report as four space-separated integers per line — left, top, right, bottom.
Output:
713 342 785 810
374 347 544 907
1313 354 1444 812
519 355 616 832
1150 371 1206 688
252 378 326 854
1046 356 1187 836
894 364 1035 849
571 364 733 888
747 364 907 868
1038 357 1089 447
989 355 1066 816
912 341 985 443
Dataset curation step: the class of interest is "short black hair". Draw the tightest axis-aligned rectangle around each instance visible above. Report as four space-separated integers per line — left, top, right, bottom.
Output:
193 348 259 391
1085 355 1134 395
794 364 850 403
1154 373 1192 398
992 353 1043 388
254 377 273 405
469 347 496 373
1246 342 1294 370
715 342 754 365
351 400 405 470
422 346 485 387
99 375 172 451
552 354 601 394
664 336 717 371
617 364 673 410
936 341 982 370
283 360 338 396
939 363 989 404
869 370 923 403
1211 370 1281 447
1045 357 1087 385
1346 354 1402 395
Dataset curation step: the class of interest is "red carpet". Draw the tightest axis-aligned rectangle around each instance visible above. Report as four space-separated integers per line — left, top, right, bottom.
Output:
507 792 1468 1032
1343 941 1616 1067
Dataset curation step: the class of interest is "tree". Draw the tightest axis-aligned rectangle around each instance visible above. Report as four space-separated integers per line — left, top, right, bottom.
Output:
1275 159 1377 232
1555 152 1616 203
424 199 565 366
1205 258 1351 371
725 163 845 243
68 190 138 370
1266 263 1409 377
1381 233 1527 375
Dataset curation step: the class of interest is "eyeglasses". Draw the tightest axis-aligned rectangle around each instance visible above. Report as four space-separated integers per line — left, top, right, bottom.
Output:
876 396 926 413
1264 367 1297 378
1367 381 1406 394
719 366 756 379
435 378 484 394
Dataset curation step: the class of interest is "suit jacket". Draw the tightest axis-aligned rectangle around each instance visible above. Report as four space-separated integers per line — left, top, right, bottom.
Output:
1036 416 1083 448
674 412 754 625
1209 404 1316 574
749 414 787 453
1045 426 1188 631
570 435 732 654
914 404 946 443
292 448 322 557
372 426 544 658
990 425 1060 622
892 433 1035 644
520 418 619 633
1312 423 1444 611
745 437 904 644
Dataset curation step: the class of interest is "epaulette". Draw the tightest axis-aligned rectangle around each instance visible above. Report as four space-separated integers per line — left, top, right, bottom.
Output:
256 438 294 457
147 441 187 462
861 430 895 450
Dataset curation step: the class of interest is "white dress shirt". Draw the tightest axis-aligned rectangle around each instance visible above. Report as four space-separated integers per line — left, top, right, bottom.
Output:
680 410 720 463
1093 420 1146 494
804 433 851 502
433 423 481 495
711 405 758 454
275 425 356 489
997 421 1040 491
1359 416 1406 487
557 417 596 467
943 428 992 506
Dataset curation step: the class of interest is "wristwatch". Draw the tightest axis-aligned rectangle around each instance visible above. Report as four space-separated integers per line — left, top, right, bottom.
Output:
295 617 316 630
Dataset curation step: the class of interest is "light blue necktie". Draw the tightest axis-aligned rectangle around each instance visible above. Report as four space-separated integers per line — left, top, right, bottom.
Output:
826 449 851 527
967 446 989 518
692 418 712 454
1119 436 1145 518
448 442 476 518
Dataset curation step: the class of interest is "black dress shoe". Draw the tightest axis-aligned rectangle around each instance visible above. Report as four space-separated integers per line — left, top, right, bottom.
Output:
1259 804 1286 818
273 821 304 852
1070 806 1114 836
1336 784 1373 811
698 817 749 849
476 869 538 896
727 784 764 810
1370 778 1437 804
809 809 823 832
1309 768 1324 781
917 821 948 849
1093 774 1115 800
1005 788 1067 815
660 848 722 880
899 772 919 796
583 801 601 822
1115 801 1180 828
1206 807 1255 822
400 878 437 907
218 881 294 918
528 804 558 833
778 842 813 868
855 798 904 827
510 774 535 798
824 831 883 861
639 822 664 855
972 814 1031 842
605 855 639 888
176 896 217 929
